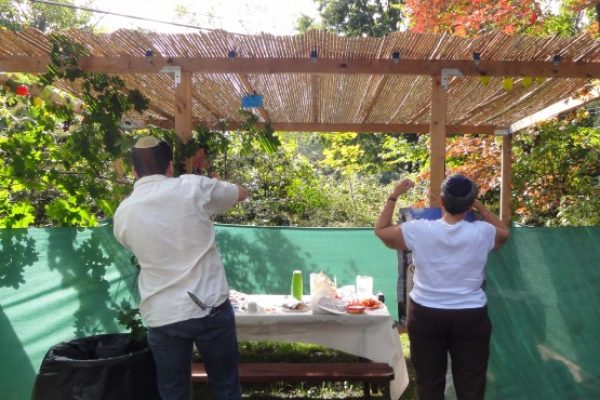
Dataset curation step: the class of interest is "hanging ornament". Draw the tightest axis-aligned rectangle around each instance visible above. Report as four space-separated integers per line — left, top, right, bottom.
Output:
479 76 491 86
15 84 29 96
521 76 533 88
535 77 545 85
503 77 513 91
32 96 43 107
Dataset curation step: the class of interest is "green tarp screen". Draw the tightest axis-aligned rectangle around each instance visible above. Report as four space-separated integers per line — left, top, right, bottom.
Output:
1 225 599 399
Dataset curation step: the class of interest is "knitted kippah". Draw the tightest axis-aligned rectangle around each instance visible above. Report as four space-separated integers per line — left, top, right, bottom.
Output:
134 136 160 149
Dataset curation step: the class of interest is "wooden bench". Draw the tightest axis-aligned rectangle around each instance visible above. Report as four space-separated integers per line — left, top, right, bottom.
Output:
191 362 394 399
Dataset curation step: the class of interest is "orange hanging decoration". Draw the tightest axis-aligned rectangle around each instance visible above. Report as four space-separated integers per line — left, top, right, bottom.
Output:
15 84 29 96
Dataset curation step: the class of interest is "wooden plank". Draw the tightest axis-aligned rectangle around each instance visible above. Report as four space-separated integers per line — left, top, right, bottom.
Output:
360 75 389 122
311 74 320 123
191 362 394 384
500 134 513 225
175 71 192 143
429 75 447 207
147 119 498 134
192 93 224 120
5 55 600 78
510 87 600 132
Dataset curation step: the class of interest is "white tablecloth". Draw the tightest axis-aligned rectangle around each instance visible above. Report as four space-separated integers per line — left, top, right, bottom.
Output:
233 295 409 399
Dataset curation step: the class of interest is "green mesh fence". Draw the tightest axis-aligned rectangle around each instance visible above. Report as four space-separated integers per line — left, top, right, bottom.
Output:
1 225 599 399
485 227 600 399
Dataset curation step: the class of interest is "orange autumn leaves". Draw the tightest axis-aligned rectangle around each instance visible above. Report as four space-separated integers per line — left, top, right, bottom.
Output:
405 0 542 37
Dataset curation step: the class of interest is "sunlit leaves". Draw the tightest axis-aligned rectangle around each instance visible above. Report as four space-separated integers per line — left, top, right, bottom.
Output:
512 117 600 226
405 0 543 37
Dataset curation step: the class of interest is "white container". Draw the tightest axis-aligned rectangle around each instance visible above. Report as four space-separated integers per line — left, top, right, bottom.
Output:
356 275 374 298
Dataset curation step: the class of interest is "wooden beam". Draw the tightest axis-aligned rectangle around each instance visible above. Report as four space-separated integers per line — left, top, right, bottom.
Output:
175 71 192 143
481 83 549 124
311 75 320 123
429 75 447 207
148 103 174 121
360 75 389 122
500 134 513 225
192 93 225 120
145 119 498 134
238 74 271 122
510 86 600 132
5 55 600 78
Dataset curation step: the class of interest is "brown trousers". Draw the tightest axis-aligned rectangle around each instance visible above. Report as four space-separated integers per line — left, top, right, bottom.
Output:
407 299 492 400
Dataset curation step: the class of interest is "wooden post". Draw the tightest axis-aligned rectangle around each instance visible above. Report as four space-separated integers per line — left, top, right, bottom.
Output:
175 71 193 143
429 75 447 207
174 71 193 172
500 134 513 225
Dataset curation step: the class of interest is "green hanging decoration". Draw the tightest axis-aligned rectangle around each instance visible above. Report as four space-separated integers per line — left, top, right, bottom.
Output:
503 77 513 91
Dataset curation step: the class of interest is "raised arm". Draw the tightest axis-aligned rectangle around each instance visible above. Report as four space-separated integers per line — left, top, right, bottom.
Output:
374 179 414 250
236 184 249 202
472 200 510 250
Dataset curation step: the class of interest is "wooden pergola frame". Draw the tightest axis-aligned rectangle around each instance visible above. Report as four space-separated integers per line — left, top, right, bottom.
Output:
3 29 600 225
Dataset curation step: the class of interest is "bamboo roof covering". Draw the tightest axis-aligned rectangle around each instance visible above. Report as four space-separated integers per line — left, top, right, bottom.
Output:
2 28 600 137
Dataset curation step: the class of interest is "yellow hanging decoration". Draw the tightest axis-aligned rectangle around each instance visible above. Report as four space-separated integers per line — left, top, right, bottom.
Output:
480 76 491 85
535 77 545 85
521 76 533 88
503 77 513 91
32 96 43 107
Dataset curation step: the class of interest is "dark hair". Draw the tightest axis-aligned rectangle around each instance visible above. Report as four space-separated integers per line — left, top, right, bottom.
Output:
441 174 478 215
132 140 173 177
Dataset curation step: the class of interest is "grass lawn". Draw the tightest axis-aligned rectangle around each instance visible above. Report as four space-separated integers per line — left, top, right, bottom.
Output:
192 333 417 399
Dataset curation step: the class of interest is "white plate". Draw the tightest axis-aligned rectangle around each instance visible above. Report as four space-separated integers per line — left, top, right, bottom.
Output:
317 304 346 315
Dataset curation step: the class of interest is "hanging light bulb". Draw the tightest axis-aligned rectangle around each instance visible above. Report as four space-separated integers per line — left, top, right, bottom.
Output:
479 76 491 86
503 77 513 91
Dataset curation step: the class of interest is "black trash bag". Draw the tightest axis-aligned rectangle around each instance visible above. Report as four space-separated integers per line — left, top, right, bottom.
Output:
31 333 160 400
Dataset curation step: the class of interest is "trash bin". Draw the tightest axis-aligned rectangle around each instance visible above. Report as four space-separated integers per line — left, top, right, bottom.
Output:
31 333 160 400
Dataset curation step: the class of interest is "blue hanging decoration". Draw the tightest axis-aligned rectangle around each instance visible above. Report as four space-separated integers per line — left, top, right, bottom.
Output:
241 93 263 108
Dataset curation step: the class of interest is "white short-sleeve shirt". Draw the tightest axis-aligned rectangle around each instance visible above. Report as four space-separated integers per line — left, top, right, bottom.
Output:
401 219 496 309
113 174 239 327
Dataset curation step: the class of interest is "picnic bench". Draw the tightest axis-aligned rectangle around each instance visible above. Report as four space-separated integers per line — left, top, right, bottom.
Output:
191 361 395 399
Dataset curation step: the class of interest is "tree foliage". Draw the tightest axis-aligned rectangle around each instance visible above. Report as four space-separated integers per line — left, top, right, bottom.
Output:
405 0 542 37
0 0 92 32
297 0 404 36
512 112 600 226
0 35 147 228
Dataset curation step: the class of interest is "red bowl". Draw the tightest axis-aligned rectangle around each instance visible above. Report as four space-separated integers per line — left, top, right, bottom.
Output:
346 305 365 314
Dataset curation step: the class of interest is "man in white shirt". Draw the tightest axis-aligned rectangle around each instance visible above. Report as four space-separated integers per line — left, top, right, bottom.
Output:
113 136 249 400
375 174 509 400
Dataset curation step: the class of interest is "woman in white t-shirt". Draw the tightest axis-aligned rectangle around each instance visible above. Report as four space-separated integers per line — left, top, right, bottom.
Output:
375 174 510 400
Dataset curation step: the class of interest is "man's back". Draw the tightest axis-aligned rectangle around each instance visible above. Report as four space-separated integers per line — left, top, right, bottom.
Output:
113 173 239 327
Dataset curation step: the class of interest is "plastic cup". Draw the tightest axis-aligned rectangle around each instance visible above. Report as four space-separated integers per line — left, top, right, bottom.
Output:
356 275 373 298
291 270 303 301
309 273 318 296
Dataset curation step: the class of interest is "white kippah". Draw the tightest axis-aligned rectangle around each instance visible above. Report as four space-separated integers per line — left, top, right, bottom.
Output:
134 136 160 149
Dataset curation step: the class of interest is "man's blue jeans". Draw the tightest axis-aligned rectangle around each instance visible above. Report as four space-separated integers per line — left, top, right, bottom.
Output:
147 299 241 400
